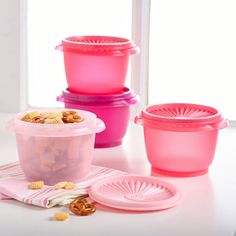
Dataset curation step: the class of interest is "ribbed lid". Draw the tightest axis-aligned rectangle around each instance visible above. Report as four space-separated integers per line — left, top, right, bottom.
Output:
62 36 136 51
88 175 181 211
142 103 223 125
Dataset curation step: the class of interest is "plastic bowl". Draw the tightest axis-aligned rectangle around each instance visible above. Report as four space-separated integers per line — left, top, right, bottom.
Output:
8 109 105 185
57 87 139 148
135 103 228 177
56 36 139 94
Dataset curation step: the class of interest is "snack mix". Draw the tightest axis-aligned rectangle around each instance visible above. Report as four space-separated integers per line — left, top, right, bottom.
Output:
21 110 84 124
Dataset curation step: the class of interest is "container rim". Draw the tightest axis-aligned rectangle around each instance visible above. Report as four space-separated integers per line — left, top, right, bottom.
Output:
60 87 138 105
8 108 102 137
142 103 223 125
62 35 133 48
57 35 139 56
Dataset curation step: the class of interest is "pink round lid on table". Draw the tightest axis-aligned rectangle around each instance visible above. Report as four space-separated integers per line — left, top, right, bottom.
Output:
88 175 181 211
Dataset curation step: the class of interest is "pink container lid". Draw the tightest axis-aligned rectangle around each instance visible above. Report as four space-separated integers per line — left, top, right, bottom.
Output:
7 109 105 137
56 35 140 56
57 87 139 107
135 103 228 131
88 175 181 212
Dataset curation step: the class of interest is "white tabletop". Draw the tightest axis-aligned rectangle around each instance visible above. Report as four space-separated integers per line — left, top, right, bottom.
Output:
0 113 236 236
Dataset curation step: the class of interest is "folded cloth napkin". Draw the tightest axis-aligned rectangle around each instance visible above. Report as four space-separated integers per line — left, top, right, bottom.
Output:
0 162 125 208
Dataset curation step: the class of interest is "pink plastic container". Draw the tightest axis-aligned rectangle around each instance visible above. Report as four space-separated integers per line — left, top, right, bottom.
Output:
135 103 228 177
8 109 105 185
57 87 139 148
56 36 139 94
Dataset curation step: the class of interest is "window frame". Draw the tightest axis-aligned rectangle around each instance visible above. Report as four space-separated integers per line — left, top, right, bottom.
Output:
20 0 28 111
131 0 150 116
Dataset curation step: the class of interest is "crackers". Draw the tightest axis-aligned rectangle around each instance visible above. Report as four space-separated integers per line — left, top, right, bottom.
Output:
53 181 76 190
28 181 44 190
53 212 69 221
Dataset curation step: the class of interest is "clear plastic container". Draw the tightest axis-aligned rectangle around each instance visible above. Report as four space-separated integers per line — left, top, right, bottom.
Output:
135 103 228 177
8 109 105 185
57 87 139 148
56 36 139 94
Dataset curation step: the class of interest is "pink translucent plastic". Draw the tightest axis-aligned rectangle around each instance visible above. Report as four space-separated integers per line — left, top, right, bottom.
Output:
15 133 95 185
63 53 129 94
143 128 218 177
57 88 139 148
135 103 228 177
56 35 139 94
60 36 139 56
88 175 181 211
8 109 105 185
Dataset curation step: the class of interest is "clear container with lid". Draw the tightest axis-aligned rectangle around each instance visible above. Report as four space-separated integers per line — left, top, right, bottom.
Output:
8 109 105 185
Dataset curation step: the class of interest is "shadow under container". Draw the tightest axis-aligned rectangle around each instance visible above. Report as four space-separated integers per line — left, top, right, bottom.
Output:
56 35 139 94
135 103 228 177
8 109 105 185
57 87 139 148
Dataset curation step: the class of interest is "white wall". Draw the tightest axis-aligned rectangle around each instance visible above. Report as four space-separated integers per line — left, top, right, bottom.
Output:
0 0 20 112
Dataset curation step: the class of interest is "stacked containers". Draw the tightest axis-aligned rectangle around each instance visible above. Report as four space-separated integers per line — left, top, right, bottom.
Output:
56 36 139 147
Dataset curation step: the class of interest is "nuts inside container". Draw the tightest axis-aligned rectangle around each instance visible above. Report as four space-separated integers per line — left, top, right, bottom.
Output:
21 110 84 124
62 111 84 123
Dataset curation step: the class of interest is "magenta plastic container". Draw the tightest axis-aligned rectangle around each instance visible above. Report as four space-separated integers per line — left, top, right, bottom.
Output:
56 36 139 94
135 103 228 177
8 109 105 185
57 87 139 148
